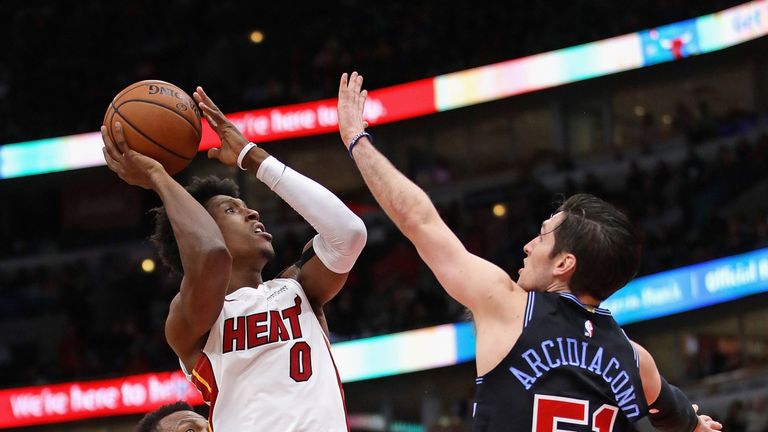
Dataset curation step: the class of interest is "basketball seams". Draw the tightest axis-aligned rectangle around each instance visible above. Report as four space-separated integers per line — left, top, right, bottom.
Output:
112 80 155 102
112 109 194 161
104 82 148 144
115 98 201 140
104 80 201 175
105 104 117 144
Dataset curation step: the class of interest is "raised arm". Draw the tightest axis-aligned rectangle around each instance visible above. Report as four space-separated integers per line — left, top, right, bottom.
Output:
337 72 522 316
101 123 231 369
193 87 366 308
632 341 722 432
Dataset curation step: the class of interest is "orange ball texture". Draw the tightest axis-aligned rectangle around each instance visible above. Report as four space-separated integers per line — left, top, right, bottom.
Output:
104 80 202 175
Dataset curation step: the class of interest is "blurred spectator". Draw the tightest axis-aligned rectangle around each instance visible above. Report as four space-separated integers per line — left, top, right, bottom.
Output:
3 124 768 387
746 396 768 432
725 399 749 432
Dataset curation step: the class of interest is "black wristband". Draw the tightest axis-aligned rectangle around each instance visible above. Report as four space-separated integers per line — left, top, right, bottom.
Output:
348 131 372 160
648 376 698 432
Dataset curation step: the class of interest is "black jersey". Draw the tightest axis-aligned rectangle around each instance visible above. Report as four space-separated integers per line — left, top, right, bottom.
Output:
472 292 649 432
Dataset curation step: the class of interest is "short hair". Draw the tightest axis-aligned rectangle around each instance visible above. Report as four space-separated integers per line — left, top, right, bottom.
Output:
150 176 240 274
135 401 195 432
551 194 641 301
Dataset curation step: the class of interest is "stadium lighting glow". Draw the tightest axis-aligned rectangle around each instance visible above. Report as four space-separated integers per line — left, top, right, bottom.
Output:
141 258 155 273
1 0 766 179
0 323 475 428
492 203 507 217
249 30 264 44
603 247 768 325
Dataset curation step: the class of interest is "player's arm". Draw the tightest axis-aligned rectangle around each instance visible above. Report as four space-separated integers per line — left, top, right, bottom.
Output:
632 341 722 432
338 72 521 316
250 156 367 307
101 124 231 368
194 86 367 307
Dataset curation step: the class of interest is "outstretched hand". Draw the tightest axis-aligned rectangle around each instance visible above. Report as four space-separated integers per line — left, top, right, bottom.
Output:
693 404 723 431
338 72 369 148
101 122 164 189
193 86 249 166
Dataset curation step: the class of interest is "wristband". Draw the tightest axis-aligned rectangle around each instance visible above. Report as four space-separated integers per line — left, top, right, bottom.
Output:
237 142 258 170
648 376 698 432
348 131 372 160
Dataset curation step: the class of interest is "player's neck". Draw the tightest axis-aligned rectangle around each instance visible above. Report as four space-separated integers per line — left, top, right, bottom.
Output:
545 281 570 295
547 284 601 308
576 294 601 308
227 265 265 293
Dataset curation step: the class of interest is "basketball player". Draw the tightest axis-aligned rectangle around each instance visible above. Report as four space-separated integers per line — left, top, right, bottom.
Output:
136 401 208 432
337 72 721 432
101 86 366 431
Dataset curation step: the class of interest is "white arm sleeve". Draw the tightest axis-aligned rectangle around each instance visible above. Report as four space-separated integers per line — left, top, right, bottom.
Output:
256 156 367 273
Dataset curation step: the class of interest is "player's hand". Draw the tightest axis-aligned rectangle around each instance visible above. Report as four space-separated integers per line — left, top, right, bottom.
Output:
338 72 369 148
193 86 249 166
101 122 165 189
692 404 723 431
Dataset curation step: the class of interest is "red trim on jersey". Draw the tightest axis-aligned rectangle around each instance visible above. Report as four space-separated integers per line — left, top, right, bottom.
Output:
191 353 219 431
322 335 350 432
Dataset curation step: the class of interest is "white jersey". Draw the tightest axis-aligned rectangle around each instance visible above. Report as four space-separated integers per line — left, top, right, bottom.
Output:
181 278 348 431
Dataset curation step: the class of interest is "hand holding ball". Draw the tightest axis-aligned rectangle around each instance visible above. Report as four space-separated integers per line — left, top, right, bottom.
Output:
103 80 201 175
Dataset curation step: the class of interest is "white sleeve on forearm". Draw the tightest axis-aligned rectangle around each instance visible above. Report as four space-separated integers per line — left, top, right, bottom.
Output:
256 156 367 273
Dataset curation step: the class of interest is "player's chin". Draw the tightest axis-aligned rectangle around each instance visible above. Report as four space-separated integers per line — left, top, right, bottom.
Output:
516 276 531 291
260 244 276 261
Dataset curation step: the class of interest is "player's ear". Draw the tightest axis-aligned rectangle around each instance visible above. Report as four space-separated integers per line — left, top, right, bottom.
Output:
553 252 576 277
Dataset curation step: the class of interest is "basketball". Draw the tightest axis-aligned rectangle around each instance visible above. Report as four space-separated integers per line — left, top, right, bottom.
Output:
103 80 202 175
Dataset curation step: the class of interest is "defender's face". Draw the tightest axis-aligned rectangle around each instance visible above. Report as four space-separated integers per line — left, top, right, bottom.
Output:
517 212 565 291
157 410 208 432
206 195 275 261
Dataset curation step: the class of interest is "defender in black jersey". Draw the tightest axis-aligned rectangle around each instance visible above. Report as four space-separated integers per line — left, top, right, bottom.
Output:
337 72 722 432
473 291 647 431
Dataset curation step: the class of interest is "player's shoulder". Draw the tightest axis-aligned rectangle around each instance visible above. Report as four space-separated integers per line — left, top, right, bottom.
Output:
275 263 301 280
517 290 559 319
521 290 562 309
266 277 303 288
265 277 309 299
522 291 602 323
223 279 299 301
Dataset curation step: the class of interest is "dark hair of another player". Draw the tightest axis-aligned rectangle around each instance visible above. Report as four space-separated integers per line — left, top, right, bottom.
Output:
135 401 195 432
550 193 641 301
150 176 240 274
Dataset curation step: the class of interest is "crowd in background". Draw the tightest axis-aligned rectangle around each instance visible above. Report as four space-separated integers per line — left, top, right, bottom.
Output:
1 116 766 387
0 0 746 144
722 397 768 432
2 2 768 430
